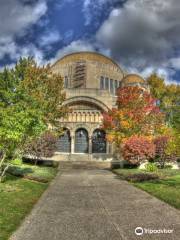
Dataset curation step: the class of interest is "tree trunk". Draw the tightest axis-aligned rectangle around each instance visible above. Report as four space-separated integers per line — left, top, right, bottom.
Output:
0 152 7 183
0 152 6 169
0 164 9 183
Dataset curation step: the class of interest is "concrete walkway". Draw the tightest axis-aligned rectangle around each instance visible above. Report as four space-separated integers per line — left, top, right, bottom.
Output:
11 169 180 240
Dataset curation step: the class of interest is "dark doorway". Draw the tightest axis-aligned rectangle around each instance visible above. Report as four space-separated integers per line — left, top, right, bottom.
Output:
92 129 106 153
75 128 89 153
57 129 71 153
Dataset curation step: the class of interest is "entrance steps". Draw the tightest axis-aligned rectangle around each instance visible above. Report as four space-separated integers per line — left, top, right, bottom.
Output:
58 161 111 170
55 154 114 170
51 153 114 162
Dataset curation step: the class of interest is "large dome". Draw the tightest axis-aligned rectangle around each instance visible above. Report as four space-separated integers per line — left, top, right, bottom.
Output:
51 51 125 90
52 51 122 70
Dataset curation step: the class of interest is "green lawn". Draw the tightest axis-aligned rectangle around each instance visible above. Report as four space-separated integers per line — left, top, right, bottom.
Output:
0 164 57 240
113 168 180 209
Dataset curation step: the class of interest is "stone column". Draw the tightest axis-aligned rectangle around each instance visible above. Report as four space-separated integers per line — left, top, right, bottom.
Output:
71 136 75 154
88 136 92 155
106 142 109 154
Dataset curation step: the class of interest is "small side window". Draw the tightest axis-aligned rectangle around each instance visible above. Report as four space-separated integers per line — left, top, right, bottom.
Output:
100 76 104 89
64 76 68 88
110 79 114 94
105 77 109 89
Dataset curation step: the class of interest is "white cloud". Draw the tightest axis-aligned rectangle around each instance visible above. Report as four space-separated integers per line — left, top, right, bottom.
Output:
0 0 47 61
82 0 123 25
96 0 180 83
169 58 180 70
19 44 45 65
0 0 179 85
0 0 47 40
50 40 95 64
39 30 61 47
1 43 45 67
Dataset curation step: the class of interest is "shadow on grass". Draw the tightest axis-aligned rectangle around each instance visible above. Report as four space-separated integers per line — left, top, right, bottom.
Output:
7 165 33 178
157 178 180 187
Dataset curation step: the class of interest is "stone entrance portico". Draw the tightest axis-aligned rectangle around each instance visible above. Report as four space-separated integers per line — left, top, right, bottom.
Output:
57 124 110 155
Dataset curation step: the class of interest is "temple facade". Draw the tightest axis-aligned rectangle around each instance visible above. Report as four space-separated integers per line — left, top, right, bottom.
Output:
51 52 147 161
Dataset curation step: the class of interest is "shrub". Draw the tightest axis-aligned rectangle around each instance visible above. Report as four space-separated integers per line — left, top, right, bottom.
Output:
7 165 33 177
10 158 22 166
125 173 159 182
164 164 173 169
122 136 155 165
25 131 58 164
145 163 158 172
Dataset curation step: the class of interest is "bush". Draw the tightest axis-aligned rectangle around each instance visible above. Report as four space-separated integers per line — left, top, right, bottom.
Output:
7 165 33 177
25 131 58 164
125 173 159 182
145 163 158 172
164 164 173 169
10 158 22 166
122 136 155 165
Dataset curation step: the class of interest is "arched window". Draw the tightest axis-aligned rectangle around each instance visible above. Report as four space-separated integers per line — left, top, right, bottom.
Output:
75 128 89 153
57 129 71 153
92 129 106 153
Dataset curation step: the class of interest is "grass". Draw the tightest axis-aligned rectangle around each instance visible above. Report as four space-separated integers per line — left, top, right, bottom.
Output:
0 164 57 240
113 168 180 209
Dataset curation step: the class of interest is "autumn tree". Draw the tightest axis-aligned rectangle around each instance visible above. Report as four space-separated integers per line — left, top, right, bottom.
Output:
102 86 166 165
103 86 164 144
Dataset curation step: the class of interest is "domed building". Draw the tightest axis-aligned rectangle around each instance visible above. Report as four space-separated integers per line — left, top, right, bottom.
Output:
121 74 148 88
51 52 147 162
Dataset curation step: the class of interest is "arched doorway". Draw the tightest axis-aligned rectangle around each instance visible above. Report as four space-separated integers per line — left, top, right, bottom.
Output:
57 129 71 153
75 128 89 153
92 129 106 153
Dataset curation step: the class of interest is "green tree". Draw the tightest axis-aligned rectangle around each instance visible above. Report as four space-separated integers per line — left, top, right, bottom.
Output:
147 73 166 104
0 58 66 181
147 73 180 159
147 73 180 128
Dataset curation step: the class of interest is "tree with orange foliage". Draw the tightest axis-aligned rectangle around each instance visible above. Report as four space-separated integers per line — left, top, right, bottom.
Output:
103 86 165 161
103 86 164 140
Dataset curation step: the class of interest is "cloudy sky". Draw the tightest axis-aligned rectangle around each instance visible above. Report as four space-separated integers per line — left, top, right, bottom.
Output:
0 0 180 84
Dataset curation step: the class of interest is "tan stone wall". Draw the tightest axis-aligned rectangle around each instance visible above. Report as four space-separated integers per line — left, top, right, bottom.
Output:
64 88 116 109
50 52 123 155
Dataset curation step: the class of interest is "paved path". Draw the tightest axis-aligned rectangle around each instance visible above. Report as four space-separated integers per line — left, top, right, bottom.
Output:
11 169 180 240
